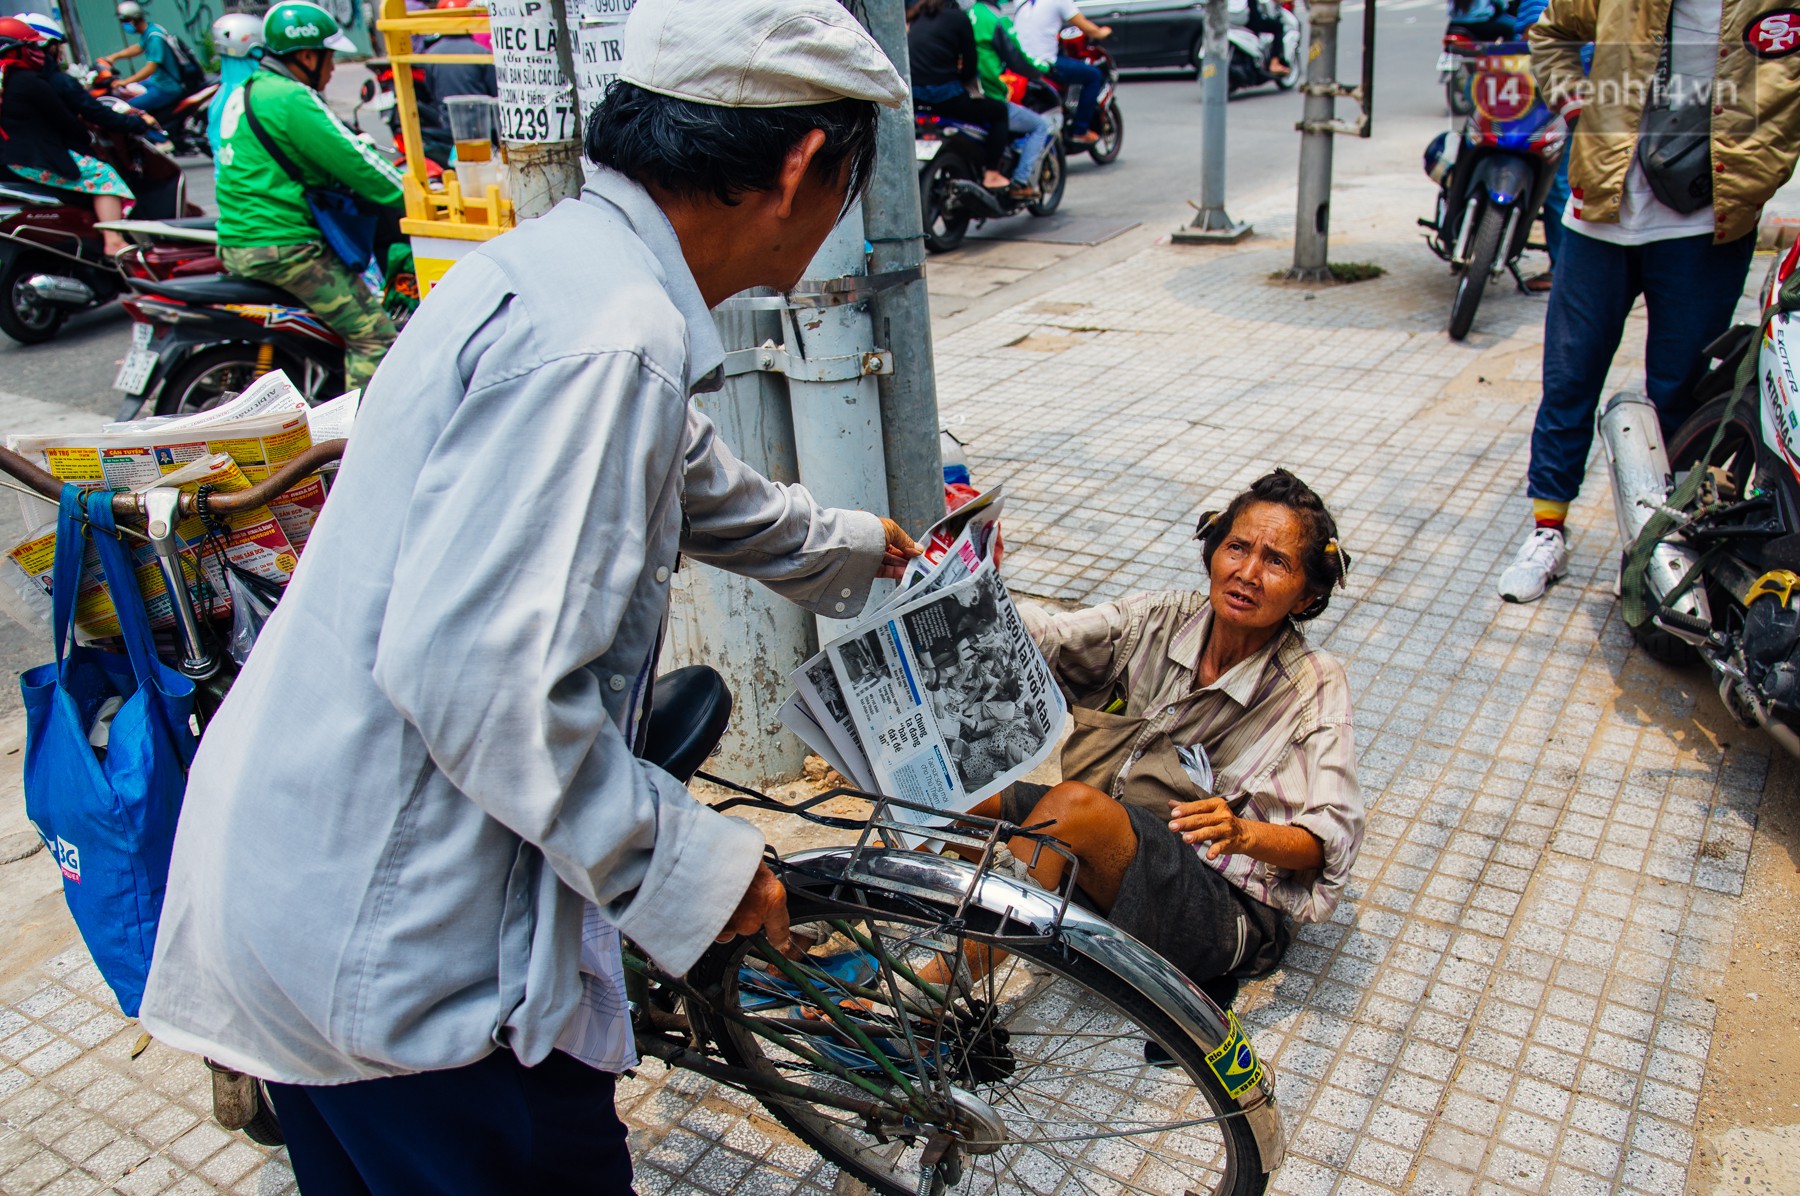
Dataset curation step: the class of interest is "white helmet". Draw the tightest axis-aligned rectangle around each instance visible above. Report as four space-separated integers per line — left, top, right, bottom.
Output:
17 12 65 41
211 11 263 58
116 1 145 19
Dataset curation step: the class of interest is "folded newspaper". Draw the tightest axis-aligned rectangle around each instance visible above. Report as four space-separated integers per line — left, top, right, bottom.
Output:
0 370 359 640
779 488 1067 818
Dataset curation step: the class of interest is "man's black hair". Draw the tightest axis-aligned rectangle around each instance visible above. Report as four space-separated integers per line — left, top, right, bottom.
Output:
1196 468 1346 622
585 82 879 210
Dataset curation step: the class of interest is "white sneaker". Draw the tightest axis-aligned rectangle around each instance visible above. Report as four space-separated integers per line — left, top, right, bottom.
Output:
1497 527 1569 603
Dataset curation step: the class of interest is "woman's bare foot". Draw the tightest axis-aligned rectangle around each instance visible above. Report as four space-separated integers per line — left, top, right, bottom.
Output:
102 234 129 257
981 169 1011 189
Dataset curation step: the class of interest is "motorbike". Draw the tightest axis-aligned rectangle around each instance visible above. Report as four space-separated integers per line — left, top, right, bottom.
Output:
1052 27 1124 164
0 111 211 344
1418 39 1561 340
915 86 1067 254
356 59 450 176
1226 0 1301 95
1601 243 1800 762
86 63 216 158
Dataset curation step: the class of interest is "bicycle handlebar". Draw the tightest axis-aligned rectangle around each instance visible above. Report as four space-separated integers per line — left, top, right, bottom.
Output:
0 439 348 523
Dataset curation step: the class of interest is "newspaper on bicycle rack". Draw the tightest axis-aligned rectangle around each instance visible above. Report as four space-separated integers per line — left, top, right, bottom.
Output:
0 370 359 640
779 488 1066 821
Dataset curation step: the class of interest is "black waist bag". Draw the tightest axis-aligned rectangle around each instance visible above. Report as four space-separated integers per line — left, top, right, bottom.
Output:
1637 99 1713 214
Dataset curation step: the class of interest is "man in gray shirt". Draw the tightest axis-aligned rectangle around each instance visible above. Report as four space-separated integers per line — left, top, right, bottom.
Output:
138 0 916 1188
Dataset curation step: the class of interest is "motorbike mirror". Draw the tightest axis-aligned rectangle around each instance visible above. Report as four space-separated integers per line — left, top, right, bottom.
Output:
359 78 376 104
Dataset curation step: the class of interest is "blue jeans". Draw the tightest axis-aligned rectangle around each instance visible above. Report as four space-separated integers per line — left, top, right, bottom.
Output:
1526 226 1755 503
127 77 184 114
268 1049 634 1195
1051 55 1103 134
1007 101 1053 185
1541 152 1570 267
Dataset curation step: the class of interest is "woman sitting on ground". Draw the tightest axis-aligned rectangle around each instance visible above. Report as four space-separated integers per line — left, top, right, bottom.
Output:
963 468 1367 1009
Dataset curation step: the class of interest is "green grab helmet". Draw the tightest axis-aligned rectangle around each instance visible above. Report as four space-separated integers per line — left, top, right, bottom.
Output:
262 1 357 56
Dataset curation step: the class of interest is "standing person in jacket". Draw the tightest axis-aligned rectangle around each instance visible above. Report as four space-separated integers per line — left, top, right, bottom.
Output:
0 20 136 255
970 0 1055 197
205 12 262 164
908 0 1013 191
138 0 922 1188
214 2 404 389
99 1 193 114
425 0 498 100
1498 0 1798 602
1012 0 1112 144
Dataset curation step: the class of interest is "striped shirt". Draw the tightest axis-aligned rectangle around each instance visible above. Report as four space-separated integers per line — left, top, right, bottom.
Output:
1023 591 1364 923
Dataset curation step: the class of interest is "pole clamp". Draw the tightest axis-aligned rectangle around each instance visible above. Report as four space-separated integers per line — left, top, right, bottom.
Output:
714 266 925 312
722 341 895 383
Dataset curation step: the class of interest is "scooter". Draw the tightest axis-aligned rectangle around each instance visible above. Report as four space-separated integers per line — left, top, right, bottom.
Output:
0 114 210 344
1226 0 1300 95
1053 26 1123 164
1600 242 1800 761
86 63 216 158
915 87 1067 254
1418 40 1561 340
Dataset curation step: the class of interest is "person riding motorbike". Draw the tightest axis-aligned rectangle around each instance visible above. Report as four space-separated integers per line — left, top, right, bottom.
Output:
425 0 498 100
215 2 405 389
969 0 1054 197
18 12 161 144
0 19 137 255
1011 0 1112 145
207 12 263 163
1242 0 1291 76
100 1 199 115
907 0 1013 192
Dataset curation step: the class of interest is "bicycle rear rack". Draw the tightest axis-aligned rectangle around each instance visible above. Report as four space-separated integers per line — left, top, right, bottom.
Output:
699 774 1082 944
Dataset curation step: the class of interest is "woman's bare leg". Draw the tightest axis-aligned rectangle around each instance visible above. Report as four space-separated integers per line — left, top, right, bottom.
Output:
93 197 127 255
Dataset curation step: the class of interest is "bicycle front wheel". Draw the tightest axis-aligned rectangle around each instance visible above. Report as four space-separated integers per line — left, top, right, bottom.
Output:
686 884 1269 1196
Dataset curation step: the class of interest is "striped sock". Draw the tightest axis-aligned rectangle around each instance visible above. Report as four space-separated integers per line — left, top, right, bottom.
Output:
1532 499 1569 533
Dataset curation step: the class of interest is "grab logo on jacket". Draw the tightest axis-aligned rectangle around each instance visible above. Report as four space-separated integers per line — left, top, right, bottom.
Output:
1746 9 1800 59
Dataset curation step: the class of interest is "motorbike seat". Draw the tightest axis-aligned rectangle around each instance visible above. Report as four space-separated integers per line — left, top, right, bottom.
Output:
0 178 70 206
128 274 304 307
158 216 219 233
640 665 734 784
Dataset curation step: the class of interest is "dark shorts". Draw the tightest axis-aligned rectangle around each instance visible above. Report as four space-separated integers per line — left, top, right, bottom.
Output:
1004 782 1290 986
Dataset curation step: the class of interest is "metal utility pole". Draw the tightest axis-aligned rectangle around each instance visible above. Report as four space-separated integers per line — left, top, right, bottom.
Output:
855 0 944 539
1286 0 1374 281
1172 0 1251 244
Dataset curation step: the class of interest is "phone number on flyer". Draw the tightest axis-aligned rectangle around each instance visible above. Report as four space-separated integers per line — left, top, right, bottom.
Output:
500 101 577 144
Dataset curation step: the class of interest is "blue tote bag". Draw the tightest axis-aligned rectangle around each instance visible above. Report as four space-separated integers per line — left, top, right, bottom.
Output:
21 487 198 1016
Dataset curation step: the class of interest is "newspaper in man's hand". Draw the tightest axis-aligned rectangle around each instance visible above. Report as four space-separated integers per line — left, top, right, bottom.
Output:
779 489 1066 819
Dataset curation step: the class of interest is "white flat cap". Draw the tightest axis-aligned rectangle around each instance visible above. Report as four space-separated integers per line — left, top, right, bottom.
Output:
620 0 909 110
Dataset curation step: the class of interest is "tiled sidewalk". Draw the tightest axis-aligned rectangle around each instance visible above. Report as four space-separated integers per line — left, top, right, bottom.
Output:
0 175 1772 1195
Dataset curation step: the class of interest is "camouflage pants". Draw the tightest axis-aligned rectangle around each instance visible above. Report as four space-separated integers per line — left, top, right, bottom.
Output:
219 242 397 390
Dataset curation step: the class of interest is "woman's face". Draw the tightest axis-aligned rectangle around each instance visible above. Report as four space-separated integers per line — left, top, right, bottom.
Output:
1208 502 1319 633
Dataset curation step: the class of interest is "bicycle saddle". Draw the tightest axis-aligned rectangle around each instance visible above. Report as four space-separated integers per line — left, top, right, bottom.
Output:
641 665 733 783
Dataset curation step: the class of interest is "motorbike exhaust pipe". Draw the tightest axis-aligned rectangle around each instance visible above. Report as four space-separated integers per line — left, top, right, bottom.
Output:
1597 390 1712 628
23 274 94 307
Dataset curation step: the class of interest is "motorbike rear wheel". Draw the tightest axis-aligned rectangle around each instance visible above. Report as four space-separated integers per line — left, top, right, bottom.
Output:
919 151 974 254
1027 146 1067 217
0 250 71 345
1448 201 1505 341
1089 98 1123 165
155 345 299 417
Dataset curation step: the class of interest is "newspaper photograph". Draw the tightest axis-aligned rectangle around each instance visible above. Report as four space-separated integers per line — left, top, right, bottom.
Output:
794 653 877 792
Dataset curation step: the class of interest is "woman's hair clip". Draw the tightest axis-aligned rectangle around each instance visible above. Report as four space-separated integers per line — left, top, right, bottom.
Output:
1324 537 1353 587
1193 510 1221 542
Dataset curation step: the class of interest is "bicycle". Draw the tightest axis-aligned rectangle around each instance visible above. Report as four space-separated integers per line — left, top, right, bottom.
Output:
0 443 1287 1194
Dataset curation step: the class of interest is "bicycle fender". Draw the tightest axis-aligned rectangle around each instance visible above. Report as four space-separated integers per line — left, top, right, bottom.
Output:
1468 154 1531 210
784 846 1286 1173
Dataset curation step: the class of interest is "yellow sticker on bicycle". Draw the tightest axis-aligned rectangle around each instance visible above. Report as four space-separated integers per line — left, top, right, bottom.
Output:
1205 1011 1265 1098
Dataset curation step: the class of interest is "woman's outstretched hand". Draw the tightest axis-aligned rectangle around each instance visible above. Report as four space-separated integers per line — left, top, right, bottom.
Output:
878 517 923 579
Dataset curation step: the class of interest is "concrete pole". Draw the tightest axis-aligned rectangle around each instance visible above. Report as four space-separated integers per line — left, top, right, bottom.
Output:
1172 0 1251 244
667 296 817 782
855 0 944 540
489 0 586 219
1287 0 1339 281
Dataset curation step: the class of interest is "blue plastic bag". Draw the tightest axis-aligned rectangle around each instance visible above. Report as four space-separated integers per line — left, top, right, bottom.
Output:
21 487 198 1016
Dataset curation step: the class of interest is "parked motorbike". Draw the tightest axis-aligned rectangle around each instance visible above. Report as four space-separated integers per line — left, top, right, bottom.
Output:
1052 27 1124 164
86 63 216 158
1418 40 1561 340
1601 244 1800 761
0 112 210 344
915 88 1067 254
1226 0 1300 95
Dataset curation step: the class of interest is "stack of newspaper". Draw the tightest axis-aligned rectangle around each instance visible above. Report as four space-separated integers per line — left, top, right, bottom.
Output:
779 489 1068 818
0 371 358 640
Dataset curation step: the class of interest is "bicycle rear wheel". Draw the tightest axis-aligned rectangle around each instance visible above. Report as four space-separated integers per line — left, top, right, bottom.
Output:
686 885 1269 1196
